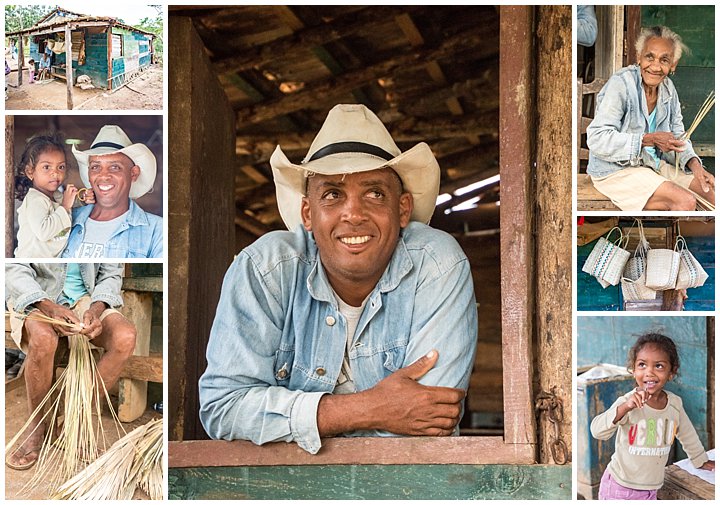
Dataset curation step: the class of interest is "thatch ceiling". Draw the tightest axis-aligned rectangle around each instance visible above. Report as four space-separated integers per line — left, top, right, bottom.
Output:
169 5 500 236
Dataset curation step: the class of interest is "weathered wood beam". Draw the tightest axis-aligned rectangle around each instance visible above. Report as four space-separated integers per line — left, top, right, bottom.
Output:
5 116 14 258
235 210 273 237
233 28 499 120
213 6 418 74
120 354 163 383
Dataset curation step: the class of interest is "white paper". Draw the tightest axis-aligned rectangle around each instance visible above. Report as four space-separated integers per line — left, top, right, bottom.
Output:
577 363 631 383
673 448 715 485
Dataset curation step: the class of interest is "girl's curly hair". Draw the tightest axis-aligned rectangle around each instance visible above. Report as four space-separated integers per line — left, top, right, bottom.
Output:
627 332 680 375
15 132 66 201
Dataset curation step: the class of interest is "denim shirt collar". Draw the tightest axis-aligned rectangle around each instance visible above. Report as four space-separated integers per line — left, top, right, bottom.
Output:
305 229 414 306
72 199 150 230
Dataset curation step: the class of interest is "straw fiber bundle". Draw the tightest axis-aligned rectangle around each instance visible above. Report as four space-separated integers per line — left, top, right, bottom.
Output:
5 312 125 495
53 418 163 500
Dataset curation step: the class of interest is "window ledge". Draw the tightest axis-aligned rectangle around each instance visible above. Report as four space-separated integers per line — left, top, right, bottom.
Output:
169 436 536 467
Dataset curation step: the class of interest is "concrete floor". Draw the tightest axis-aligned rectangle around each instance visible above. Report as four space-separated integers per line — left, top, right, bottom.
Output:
6 380 158 499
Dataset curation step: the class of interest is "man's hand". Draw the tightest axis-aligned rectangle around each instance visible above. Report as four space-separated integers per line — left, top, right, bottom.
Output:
34 299 82 336
81 302 107 340
318 350 466 437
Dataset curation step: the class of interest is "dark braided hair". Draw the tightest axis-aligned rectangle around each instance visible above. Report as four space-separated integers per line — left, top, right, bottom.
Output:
627 333 680 376
15 132 66 201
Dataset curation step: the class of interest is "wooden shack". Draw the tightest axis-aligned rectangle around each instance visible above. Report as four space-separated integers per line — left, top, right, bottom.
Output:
6 7 156 108
168 5 571 499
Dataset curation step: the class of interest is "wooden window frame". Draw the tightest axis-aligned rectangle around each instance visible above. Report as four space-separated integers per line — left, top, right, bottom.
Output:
169 6 537 470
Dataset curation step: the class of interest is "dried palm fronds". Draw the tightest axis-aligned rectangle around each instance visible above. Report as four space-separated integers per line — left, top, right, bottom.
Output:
53 418 163 500
673 90 715 202
5 317 125 495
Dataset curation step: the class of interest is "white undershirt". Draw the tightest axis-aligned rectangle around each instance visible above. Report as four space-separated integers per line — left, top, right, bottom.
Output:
332 293 368 395
74 211 128 258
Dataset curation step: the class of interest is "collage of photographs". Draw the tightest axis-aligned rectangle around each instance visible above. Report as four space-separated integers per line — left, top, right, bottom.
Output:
0 3 715 502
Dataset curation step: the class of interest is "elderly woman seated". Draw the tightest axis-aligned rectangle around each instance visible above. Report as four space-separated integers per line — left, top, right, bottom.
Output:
587 26 715 211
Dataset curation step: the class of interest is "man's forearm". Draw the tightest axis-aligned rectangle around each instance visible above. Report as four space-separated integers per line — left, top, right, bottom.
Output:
317 391 375 436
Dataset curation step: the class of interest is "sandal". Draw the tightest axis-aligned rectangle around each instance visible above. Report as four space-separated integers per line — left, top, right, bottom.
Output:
5 446 39 471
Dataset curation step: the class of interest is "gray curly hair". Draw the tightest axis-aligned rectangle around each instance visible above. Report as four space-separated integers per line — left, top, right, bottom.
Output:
635 26 689 64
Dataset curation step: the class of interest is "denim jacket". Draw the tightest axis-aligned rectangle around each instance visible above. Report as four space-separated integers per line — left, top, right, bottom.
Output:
587 65 698 178
5 263 124 313
199 222 478 454
62 199 163 259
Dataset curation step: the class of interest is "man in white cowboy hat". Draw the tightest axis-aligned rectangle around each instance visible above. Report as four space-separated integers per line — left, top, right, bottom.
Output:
62 125 162 258
200 104 477 454
5 263 137 470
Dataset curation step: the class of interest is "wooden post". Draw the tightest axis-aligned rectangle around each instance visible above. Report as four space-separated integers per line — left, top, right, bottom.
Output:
65 25 74 109
17 36 24 86
107 28 113 90
5 116 15 258
595 6 624 79
624 6 642 67
535 5 572 465
169 17 236 440
498 6 537 449
117 290 152 422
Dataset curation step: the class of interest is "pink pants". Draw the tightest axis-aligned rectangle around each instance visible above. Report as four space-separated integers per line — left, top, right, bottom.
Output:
599 468 657 500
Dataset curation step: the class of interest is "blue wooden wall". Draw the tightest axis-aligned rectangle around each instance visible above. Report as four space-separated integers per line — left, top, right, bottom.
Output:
578 235 715 311
577 316 710 456
27 28 152 89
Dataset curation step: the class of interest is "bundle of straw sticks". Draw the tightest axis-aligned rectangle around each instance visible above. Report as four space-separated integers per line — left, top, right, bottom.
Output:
5 311 162 499
53 418 163 500
674 89 715 211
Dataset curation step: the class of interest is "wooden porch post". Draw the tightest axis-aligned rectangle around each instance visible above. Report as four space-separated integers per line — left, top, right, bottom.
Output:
65 24 74 109
107 28 113 90
5 116 15 258
17 36 24 86
498 6 537 450
535 5 572 465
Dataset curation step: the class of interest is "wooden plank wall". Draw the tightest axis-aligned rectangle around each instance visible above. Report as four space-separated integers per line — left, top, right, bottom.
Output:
168 16 236 441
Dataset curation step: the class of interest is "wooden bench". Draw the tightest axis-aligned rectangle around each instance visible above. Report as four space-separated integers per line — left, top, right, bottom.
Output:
577 174 618 211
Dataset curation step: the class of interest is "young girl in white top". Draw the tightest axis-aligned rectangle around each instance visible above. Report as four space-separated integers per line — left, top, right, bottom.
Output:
14 133 93 257
591 333 714 499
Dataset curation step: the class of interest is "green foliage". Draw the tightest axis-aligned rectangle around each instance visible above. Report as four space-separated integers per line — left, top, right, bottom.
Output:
135 7 163 63
5 4 53 33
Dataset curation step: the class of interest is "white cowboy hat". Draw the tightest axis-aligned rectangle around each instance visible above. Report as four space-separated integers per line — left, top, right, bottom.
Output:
270 104 440 230
72 125 156 199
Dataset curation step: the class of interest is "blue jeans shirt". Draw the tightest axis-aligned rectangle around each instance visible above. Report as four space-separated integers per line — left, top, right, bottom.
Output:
587 65 698 178
5 263 124 313
62 199 163 259
199 221 478 454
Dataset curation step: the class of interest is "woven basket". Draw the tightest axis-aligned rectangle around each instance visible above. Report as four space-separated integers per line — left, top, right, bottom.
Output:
675 237 709 289
621 234 656 301
582 226 630 287
645 243 681 291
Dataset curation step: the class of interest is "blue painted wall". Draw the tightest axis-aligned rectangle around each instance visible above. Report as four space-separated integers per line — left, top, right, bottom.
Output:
26 28 152 89
578 316 710 457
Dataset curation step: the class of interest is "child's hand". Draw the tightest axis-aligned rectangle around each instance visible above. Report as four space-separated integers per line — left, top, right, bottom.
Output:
62 184 78 211
81 188 95 204
625 388 651 410
700 460 715 471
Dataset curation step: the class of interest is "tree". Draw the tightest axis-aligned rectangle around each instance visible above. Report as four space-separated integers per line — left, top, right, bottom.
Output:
5 5 53 33
136 7 163 64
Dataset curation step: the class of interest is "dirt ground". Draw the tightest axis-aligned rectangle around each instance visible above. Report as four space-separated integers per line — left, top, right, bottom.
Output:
6 382 158 499
5 63 163 111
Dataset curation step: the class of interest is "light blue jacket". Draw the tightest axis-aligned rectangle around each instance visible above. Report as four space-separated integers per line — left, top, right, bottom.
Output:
5 263 124 313
587 65 698 178
62 199 163 259
199 222 478 454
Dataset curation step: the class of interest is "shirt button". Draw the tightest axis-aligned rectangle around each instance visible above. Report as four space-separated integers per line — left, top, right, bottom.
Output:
325 316 336 326
316 367 326 376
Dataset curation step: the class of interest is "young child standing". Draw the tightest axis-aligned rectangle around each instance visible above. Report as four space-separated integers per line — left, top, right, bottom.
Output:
14 133 92 258
591 333 714 500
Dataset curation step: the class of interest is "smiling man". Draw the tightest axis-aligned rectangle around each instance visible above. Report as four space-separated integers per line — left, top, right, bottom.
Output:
62 125 163 258
199 104 478 454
